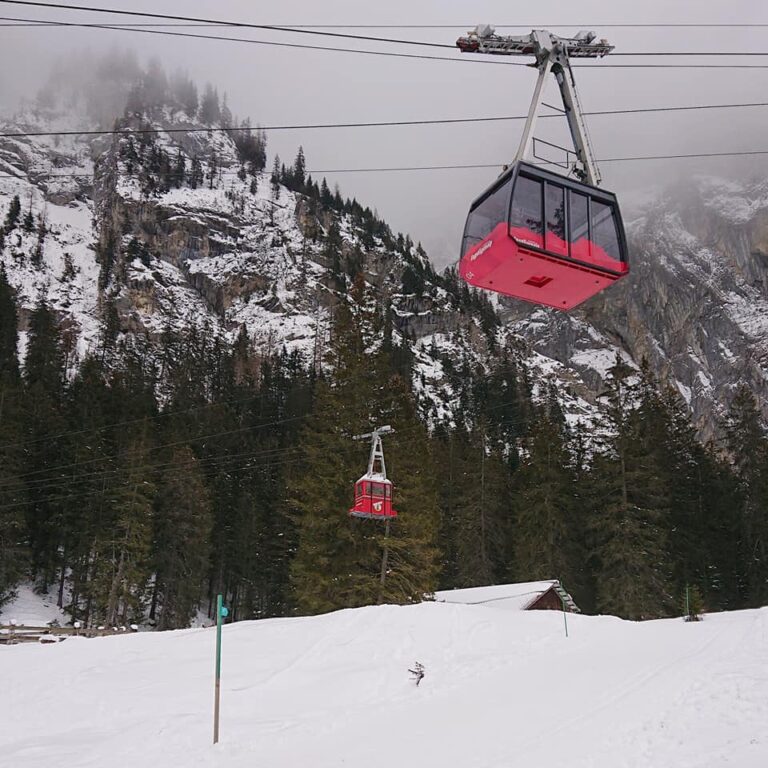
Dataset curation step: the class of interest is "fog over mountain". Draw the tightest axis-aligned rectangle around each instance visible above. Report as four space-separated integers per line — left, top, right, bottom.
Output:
0 0 767 266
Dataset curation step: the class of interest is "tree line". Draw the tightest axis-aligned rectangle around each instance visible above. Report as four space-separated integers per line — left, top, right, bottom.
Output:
0 261 766 627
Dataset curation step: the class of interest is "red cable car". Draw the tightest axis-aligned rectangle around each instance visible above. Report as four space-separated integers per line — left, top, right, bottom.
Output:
349 426 397 520
459 162 629 310
350 475 397 520
456 26 629 310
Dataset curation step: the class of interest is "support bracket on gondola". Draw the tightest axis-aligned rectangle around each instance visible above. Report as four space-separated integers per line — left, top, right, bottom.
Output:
456 26 612 186
352 425 394 477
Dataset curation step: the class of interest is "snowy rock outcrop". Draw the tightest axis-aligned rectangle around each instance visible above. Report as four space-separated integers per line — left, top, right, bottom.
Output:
2 98 768 436
499 177 768 438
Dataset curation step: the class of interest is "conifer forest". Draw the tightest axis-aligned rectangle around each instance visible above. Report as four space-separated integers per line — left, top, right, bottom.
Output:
1 254 767 628
1 57 767 632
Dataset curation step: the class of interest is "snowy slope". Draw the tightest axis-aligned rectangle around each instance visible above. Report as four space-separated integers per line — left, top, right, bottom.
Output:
1 602 766 768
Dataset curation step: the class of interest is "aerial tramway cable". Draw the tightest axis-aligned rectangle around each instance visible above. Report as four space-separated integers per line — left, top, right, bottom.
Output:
2 100 768 141
3 9 768 68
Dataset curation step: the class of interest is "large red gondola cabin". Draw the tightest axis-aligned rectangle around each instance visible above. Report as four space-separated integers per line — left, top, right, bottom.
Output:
459 161 628 311
349 474 397 520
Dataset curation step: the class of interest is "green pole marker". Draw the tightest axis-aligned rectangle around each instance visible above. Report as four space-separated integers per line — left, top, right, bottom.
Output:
213 594 227 744
685 585 690 621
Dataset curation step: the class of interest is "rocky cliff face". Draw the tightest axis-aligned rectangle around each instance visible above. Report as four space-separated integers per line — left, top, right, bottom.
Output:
2 98 767 437
501 177 768 439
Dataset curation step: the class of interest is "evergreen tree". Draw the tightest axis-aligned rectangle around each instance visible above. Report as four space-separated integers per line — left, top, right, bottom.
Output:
22 299 67 583
173 148 186 188
59 356 114 620
152 446 212 629
189 156 204 189
200 83 221 123
4 195 20 230
90 432 155 626
437 427 510 589
290 277 440 613
513 400 585 594
0 269 25 605
726 386 768 607
292 146 306 191
0 266 19 381
591 358 673 619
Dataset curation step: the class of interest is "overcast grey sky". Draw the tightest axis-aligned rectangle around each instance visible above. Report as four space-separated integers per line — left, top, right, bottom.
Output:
1 0 767 265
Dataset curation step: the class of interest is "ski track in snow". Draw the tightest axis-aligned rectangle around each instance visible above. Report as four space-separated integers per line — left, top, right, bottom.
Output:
0 602 766 768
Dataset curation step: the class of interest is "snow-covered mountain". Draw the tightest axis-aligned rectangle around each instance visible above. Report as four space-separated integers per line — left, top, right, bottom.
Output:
3 95 768 436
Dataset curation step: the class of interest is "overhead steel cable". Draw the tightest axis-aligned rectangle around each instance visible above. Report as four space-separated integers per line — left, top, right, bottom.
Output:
207 24 768 30
0 442 305 496
2 100 768 141
0 0 462 48
0 452 312 511
0 414 309 484
3 1 768 51
0 20 245 27
2 12 768 68
2 149 768 182
7 19 768 30
2 17 768 56
0 14 528 67
0 384 316 452
0 407 536 508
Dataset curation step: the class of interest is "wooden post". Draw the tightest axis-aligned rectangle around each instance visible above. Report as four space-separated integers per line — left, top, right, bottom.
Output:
213 594 223 744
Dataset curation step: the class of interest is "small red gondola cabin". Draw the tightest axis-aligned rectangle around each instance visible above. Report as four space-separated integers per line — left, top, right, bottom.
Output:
349 426 398 520
349 474 397 520
459 162 629 311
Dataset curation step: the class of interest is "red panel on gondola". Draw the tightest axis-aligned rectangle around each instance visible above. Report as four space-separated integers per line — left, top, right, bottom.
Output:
349 477 397 520
459 162 629 311
460 223 627 311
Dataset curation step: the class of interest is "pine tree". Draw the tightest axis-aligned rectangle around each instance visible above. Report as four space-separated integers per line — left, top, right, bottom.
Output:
0 266 18 381
22 299 67 584
152 446 212 629
591 358 673 619
90 433 155 626
513 399 585 593
726 386 768 607
4 195 20 230
292 146 306 191
199 83 221 124
59 356 114 620
23 207 34 233
189 156 204 189
290 277 440 613
0 268 25 605
173 148 186 188
270 156 281 200
437 427 510 589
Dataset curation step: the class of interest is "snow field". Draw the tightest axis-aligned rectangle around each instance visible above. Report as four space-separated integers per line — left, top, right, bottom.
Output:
1 601 766 768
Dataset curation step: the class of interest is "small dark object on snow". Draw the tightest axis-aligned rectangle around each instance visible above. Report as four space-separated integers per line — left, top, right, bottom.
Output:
409 662 425 686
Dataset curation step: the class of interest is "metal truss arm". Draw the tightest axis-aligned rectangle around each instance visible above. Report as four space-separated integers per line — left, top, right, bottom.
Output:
553 59 601 185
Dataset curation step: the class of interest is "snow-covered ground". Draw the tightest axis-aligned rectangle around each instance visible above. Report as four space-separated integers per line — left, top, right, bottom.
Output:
1 601 766 768
0 583 68 627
